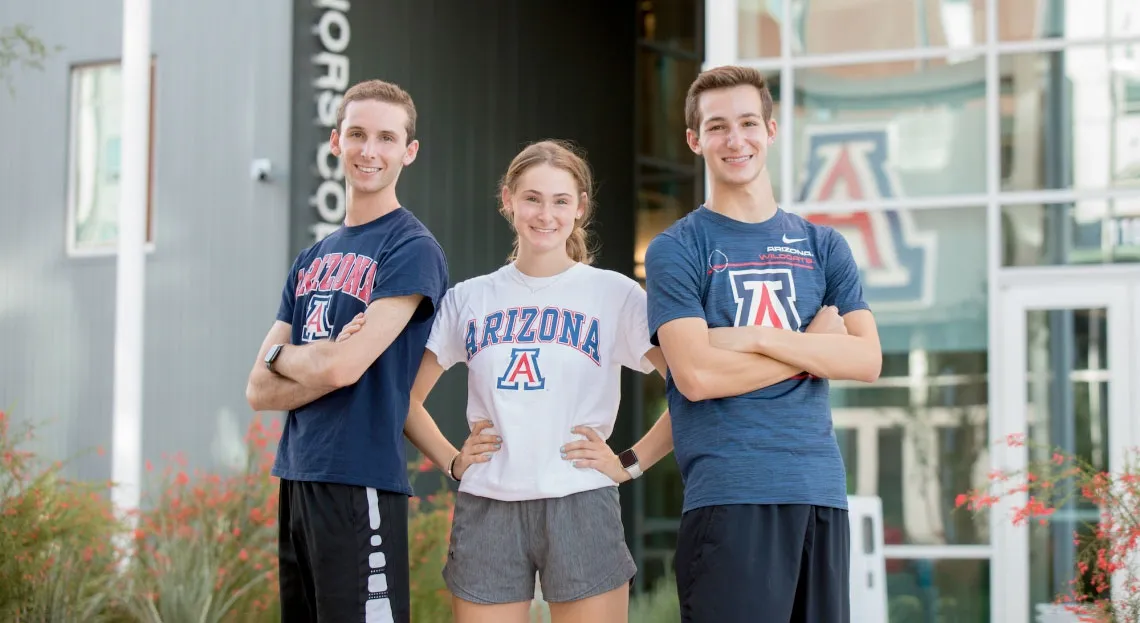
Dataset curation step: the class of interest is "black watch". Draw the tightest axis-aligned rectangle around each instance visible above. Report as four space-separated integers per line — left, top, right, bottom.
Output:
264 343 285 372
618 448 642 480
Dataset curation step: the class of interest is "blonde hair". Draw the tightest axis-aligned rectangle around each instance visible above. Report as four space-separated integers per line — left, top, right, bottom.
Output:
498 140 596 265
336 79 418 142
684 65 774 132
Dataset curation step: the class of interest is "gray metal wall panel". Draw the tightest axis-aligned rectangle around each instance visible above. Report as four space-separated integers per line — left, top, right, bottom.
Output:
289 0 637 458
0 0 295 482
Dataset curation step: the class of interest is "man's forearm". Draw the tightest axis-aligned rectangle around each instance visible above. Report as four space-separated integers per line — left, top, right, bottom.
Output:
677 346 804 401
709 326 770 354
755 328 880 382
273 341 343 388
246 368 335 412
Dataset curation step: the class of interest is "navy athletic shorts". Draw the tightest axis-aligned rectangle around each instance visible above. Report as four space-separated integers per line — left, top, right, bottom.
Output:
277 479 410 623
674 504 850 623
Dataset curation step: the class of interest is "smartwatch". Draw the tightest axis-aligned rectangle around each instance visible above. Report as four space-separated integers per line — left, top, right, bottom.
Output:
264 343 285 372
618 448 642 481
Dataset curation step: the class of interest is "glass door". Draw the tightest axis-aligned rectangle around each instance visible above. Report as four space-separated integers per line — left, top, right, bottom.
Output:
993 273 1139 623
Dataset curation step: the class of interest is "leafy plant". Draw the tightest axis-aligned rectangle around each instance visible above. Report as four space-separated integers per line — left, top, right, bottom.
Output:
0 24 58 93
119 416 281 623
4 410 684 622
957 433 1140 622
629 569 680 623
407 482 456 623
0 410 126 622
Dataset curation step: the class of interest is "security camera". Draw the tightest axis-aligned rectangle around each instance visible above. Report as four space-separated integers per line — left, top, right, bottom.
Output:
251 158 272 182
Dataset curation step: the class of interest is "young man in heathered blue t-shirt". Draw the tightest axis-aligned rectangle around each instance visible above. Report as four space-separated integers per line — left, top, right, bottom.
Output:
244 80 447 623
644 65 883 623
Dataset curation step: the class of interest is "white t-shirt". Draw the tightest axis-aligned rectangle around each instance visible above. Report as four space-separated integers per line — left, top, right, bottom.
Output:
425 262 656 501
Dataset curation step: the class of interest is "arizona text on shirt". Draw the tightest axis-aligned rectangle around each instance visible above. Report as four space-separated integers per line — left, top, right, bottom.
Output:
464 306 601 366
293 252 379 303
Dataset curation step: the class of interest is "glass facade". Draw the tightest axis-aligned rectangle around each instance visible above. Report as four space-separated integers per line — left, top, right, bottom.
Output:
631 0 1140 620
632 0 704 594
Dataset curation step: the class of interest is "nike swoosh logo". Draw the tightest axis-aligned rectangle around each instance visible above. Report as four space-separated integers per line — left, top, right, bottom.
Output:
782 234 807 244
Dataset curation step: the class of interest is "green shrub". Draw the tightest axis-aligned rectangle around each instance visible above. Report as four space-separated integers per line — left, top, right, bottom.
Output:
119 416 281 623
0 410 126 622
407 485 455 623
1 410 689 622
629 570 680 623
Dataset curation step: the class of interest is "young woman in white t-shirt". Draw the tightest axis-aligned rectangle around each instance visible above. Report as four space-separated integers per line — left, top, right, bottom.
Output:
339 139 673 623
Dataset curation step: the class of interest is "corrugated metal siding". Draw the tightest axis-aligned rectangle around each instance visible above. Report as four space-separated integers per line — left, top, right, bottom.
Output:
0 0 295 480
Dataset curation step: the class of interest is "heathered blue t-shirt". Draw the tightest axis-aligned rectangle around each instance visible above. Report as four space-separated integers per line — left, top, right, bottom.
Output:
644 205 869 513
271 207 448 496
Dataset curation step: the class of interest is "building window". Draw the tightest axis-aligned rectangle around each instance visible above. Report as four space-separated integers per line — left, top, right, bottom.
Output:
66 60 155 256
631 0 704 596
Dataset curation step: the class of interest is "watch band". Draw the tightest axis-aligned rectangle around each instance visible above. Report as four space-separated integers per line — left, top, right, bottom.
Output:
618 448 642 480
264 343 284 372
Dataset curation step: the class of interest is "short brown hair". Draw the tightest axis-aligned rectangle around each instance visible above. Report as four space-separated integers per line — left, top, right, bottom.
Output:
335 79 418 143
499 140 596 265
684 65 774 132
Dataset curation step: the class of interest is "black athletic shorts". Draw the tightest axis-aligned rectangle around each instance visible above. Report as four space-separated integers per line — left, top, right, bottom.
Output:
277 479 410 623
674 504 850 623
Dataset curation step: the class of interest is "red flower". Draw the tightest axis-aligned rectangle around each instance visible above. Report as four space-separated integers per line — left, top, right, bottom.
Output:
1005 433 1026 447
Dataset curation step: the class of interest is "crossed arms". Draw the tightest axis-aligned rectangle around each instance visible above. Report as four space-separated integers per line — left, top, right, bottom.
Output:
645 227 883 402
656 308 882 402
244 294 424 412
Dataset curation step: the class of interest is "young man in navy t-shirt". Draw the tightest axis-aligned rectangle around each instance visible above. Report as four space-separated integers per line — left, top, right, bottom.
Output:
644 66 883 623
245 80 447 623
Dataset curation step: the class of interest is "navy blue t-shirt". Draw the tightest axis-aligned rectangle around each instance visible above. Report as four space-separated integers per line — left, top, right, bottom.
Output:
271 207 448 496
645 206 869 512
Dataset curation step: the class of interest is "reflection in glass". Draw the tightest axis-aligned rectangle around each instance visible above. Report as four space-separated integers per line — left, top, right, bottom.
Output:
794 60 986 200
1001 47 1140 192
633 359 685 595
631 5 704 595
637 49 700 168
805 0 982 56
824 207 989 546
886 558 990 622
835 350 990 548
1025 308 1111 614
636 164 698 280
1002 201 1140 266
736 0 782 59
738 0 986 58
999 0 1140 40
638 0 700 52
836 427 859 493
639 372 683 530
70 63 124 250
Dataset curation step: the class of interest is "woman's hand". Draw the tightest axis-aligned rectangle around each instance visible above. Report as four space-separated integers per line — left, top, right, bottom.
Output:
560 426 629 484
453 420 501 480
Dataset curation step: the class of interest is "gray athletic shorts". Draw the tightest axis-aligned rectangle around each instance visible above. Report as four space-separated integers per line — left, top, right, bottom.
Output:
442 485 636 605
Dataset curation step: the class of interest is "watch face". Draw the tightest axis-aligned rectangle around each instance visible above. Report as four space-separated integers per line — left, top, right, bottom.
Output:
619 449 638 469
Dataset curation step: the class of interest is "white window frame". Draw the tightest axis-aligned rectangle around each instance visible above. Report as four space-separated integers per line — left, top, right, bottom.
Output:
65 59 156 258
993 271 1139 623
